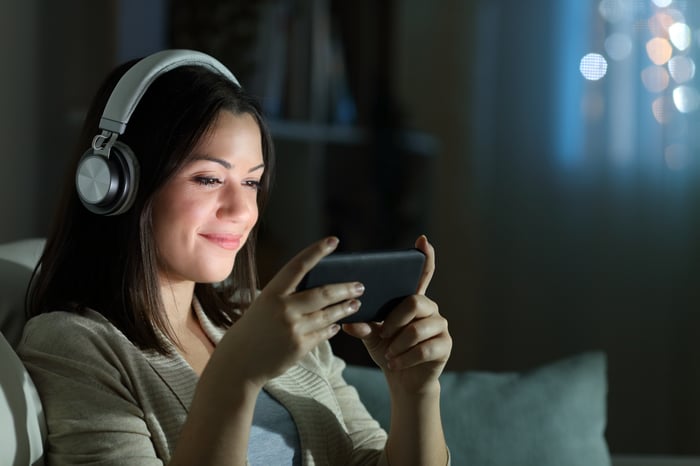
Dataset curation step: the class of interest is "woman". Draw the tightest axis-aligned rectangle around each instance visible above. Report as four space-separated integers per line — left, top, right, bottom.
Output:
18 50 452 465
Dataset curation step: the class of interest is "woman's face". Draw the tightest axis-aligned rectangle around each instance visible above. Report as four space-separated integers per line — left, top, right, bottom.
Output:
151 110 264 285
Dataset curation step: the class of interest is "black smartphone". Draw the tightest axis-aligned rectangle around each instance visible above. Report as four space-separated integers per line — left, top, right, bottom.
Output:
297 248 426 323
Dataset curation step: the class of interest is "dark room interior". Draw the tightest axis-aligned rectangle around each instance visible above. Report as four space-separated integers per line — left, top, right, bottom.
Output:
3 0 700 460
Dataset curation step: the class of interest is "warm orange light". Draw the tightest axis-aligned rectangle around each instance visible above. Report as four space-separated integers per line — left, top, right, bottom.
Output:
646 37 673 65
651 96 674 124
641 65 670 92
648 12 675 38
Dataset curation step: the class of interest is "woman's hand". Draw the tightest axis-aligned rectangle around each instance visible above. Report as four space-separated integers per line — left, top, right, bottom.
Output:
343 236 452 395
215 237 363 389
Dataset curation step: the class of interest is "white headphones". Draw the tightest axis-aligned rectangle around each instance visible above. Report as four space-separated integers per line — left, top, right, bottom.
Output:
75 49 240 215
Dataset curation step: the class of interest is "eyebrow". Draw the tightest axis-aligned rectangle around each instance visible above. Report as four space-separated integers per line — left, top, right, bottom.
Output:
248 163 265 173
193 156 264 173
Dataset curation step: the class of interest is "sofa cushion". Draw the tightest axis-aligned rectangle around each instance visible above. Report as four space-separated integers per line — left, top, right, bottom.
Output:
0 238 45 271
0 258 34 348
344 351 610 466
0 331 46 465
0 239 47 463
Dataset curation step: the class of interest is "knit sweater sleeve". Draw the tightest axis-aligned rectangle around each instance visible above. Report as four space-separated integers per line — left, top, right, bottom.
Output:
314 341 390 466
17 312 166 466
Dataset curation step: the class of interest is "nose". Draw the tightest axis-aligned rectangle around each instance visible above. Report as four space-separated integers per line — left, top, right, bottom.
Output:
217 183 257 223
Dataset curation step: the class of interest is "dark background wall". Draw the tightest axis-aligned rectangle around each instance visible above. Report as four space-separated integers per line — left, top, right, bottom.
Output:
2 0 700 456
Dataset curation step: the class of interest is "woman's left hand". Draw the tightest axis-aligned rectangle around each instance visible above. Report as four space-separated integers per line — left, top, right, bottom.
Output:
343 235 452 395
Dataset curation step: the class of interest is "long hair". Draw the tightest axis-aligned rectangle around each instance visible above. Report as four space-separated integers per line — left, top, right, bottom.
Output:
28 57 275 354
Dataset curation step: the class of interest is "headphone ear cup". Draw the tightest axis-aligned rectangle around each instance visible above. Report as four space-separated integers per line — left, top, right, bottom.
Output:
75 141 140 216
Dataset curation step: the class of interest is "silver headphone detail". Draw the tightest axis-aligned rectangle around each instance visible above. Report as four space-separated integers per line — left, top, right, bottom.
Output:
75 49 240 215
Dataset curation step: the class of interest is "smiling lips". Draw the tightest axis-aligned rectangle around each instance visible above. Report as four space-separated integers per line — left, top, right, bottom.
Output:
200 233 242 251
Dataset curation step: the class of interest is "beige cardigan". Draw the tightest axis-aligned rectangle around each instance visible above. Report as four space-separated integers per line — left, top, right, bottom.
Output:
18 302 389 466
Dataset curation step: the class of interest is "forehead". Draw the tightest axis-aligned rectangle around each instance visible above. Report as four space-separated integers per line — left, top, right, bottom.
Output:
189 111 263 157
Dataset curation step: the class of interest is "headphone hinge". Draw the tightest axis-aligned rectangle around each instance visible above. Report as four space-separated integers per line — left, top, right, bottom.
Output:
91 131 118 157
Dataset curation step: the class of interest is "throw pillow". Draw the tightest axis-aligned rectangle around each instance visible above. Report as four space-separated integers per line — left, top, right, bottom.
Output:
343 352 610 466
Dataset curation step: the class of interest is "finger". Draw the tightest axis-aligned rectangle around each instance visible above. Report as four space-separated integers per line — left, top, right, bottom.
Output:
379 295 438 339
293 281 365 315
266 236 339 295
386 334 452 371
342 321 385 354
295 299 361 333
385 314 448 360
414 235 435 295
305 322 343 345
342 322 373 339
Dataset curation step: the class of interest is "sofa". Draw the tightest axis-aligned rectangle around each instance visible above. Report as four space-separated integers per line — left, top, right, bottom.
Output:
1 238 697 465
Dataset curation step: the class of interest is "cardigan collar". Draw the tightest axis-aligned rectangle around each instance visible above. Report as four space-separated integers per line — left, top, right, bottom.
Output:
141 296 224 411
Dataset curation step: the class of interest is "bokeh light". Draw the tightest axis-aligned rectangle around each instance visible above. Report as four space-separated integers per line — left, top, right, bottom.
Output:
652 95 675 124
598 0 631 24
641 65 670 92
672 85 700 113
664 143 689 170
580 53 608 80
652 0 673 7
605 33 633 61
649 12 676 37
646 37 673 65
669 22 692 50
667 55 695 83
594 0 698 165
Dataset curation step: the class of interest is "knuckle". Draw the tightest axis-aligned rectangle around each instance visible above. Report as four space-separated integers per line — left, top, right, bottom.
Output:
407 323 422 341
289 326 305 348
311 311 330 327
417 343 432 360
289 259 310 277
277 305 295 325
317 284 337 302
406 294 420 306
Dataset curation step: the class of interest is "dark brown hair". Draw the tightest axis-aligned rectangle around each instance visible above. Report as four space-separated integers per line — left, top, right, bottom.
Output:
29 56 275 354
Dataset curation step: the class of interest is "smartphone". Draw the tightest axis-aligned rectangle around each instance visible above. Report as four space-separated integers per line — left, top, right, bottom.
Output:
297 248 426 323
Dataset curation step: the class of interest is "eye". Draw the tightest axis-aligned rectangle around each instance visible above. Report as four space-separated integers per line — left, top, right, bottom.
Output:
194 176 223 187
244 180 262 191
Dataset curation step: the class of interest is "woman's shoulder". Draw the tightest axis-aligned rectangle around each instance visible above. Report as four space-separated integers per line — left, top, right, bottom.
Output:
19 309 128 355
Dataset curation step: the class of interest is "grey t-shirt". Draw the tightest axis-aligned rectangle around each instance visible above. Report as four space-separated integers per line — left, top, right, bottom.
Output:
248 388 301 465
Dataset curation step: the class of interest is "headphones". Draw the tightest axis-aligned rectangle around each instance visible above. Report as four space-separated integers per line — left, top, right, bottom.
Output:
75 49 240 216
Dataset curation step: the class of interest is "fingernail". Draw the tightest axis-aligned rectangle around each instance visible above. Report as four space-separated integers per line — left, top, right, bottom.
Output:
354 282 365 295
326 237 339 250
347 299 361 313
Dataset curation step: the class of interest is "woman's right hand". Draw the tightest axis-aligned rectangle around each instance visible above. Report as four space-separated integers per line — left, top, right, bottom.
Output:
213 236 363 390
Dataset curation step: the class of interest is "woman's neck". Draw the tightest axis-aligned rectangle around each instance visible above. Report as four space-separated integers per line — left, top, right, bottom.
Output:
160 278 197 330
159 278 215 374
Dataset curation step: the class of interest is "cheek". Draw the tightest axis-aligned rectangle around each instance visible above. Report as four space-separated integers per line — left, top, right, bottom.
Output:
154 199 207 241
249 202 260 228
251 204 260 224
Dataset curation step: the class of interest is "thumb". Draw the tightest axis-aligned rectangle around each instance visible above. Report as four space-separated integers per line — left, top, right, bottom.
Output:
342 322 373 339
342 322 384 352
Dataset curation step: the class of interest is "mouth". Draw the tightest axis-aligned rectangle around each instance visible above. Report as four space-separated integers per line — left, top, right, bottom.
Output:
199 233 243 251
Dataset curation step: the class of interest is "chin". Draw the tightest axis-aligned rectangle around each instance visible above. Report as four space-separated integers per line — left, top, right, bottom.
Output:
200 263 236 284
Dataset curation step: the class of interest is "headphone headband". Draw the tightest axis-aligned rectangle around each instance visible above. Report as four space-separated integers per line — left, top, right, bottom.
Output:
99 49 240 135
77 49 240 216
